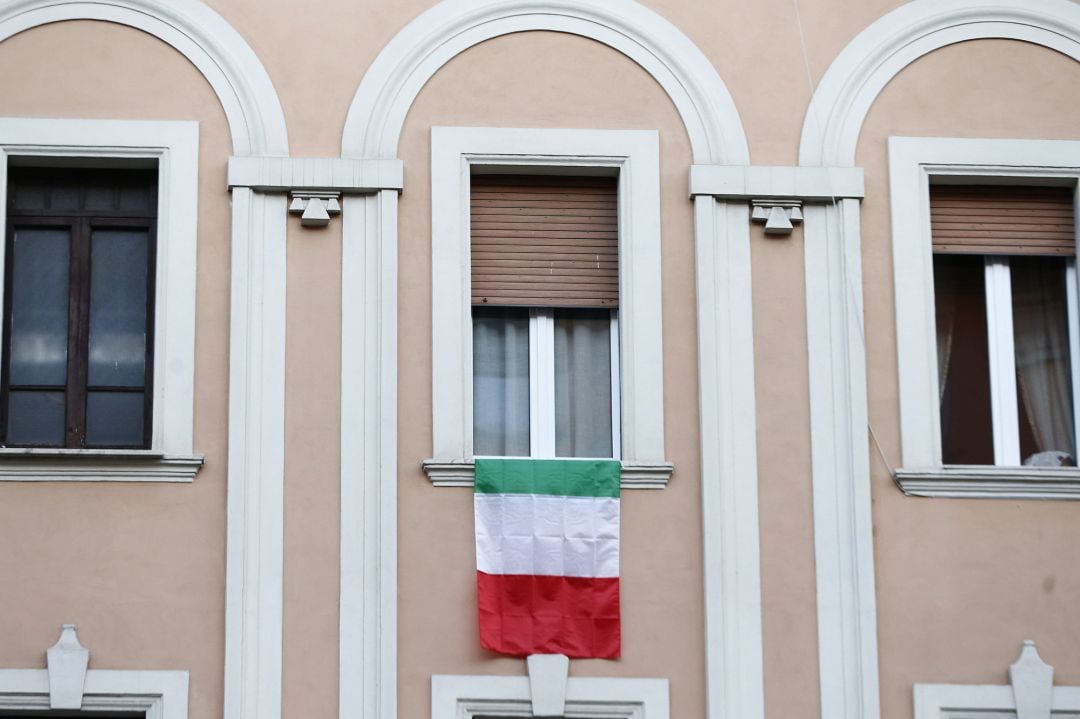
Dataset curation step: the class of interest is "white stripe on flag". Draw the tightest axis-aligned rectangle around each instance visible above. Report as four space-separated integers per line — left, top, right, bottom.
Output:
475 494 620 578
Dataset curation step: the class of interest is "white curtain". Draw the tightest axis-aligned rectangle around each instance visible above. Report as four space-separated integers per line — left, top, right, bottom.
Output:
473 309 530 456
554 310 613 458
935 274 958 403
1012 258 1076 464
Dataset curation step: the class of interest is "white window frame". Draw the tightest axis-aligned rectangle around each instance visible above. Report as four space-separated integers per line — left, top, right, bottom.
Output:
477 307 621 460
432 674 669 719
0 668 189 718
0 118 202 482
915 683 1080 719
890 136 1080 498
425 126 670 487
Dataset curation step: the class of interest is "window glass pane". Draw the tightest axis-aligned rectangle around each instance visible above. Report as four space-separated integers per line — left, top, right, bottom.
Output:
473 308 530 456
934 254 994 464
85 185 118 211
8 227 70 386
1011 256 1076 466
85 391 144 447
554 309 613 458
118 185 154 214
6 390 65 445
11 184 46 210
49 184 80 211
88 229 150 388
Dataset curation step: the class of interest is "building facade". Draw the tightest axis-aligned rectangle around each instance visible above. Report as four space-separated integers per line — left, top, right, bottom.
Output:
0 0 1078 717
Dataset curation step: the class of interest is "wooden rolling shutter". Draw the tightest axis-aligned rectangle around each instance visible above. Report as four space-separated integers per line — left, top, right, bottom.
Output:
931 185 1075 256
471 175 618 307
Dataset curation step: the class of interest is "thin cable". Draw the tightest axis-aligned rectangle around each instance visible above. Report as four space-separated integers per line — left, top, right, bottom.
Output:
791 0 902 484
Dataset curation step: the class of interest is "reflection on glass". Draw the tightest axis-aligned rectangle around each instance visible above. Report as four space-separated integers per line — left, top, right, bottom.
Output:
9 228 70 386
88 229 149 388
934 254 994 464
473 308 530 456
554 309 613 458
86 391 144 447
1011 256 1076 466
6 390 65 445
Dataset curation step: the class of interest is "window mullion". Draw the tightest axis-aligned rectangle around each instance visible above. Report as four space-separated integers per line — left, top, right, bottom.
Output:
609 310 621 460
530 309 556 458
62 218 91 448
984 256 1021 465
1066 257 1080 458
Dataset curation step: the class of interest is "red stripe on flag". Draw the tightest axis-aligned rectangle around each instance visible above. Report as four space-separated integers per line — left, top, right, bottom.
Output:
477 571 620 659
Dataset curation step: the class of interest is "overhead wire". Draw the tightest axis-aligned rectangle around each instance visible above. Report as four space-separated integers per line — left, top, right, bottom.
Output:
789 0 902 489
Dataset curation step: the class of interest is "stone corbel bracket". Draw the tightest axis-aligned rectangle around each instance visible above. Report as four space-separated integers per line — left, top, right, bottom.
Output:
289 191 341 227
46 624 89 710
752 199 803 235
689 164 864 236
228 156 404 227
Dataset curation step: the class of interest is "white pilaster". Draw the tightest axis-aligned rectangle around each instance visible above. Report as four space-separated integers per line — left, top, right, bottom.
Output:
340 190 399 719
224 187 287 719
803 199 880 719
694 195 765 719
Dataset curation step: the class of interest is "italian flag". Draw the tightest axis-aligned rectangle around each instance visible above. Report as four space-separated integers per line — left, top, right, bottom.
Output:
474 458 620 659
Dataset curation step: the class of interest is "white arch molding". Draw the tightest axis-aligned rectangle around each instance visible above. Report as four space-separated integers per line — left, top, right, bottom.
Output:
797 7 1080 719
799 0 1080 167
340 0 748 164
337 2 761 719
0 4 289 719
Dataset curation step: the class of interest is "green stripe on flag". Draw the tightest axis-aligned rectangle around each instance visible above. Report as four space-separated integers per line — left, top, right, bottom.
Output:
475 458 620 498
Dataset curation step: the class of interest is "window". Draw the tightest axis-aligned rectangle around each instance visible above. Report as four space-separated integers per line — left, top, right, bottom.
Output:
931 185 1078 467
0 624 187 719
889 136 1080 497
426 127 670 487
431 674 669 719
471 175 619 459
3 167 156 449
0 118 200 481
914 641 1079 719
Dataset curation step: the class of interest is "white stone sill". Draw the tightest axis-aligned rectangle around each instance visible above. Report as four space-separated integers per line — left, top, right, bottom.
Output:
895 465 1080 500
422 459 673 489
0 449 204 482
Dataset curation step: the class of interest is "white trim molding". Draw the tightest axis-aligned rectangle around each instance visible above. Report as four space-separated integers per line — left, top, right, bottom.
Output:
0 669 189 718
227 156 404 193
426 126 667 479
0 624 189 719
799 0 1080 167
797 7 1080 719
914 641 1080 719
889 136 1080 499
421 459 674 489
0 0 288 156
340 0 747 164
689 164 864 201
431 674 669 719
0 117 202 479
895 466 1080 499
339 3 760 718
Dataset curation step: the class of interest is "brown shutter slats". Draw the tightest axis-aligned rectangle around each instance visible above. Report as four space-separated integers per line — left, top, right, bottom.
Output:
471 175 618 307
930 185 1075 255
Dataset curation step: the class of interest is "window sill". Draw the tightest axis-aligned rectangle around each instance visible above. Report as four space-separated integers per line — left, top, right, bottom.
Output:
894 465 1080 500
422 459 674 489
0 449 204 483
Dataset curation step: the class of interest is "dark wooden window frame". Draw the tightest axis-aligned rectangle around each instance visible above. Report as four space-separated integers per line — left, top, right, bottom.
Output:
2 168 158 449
